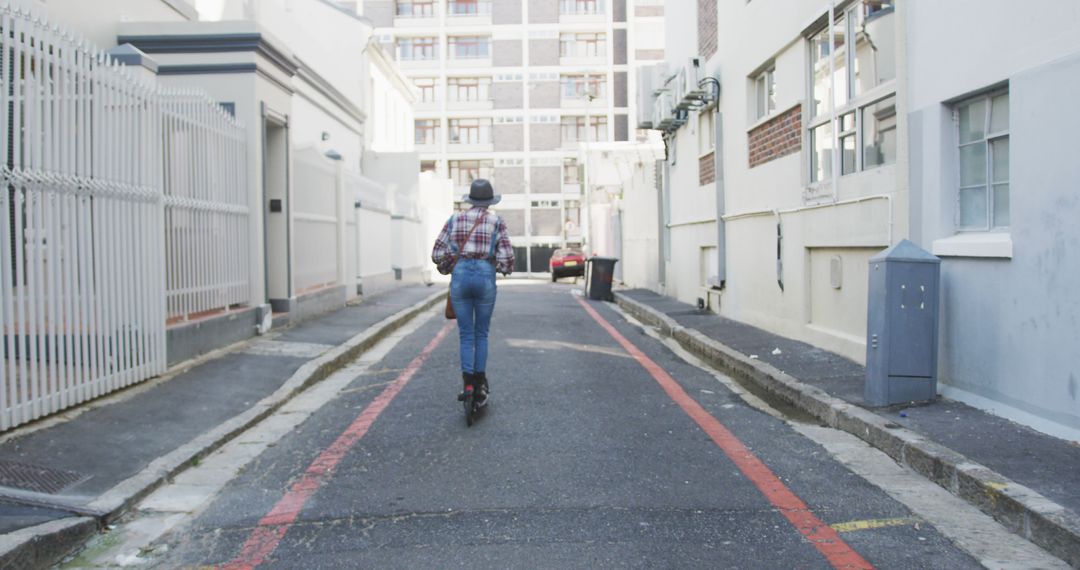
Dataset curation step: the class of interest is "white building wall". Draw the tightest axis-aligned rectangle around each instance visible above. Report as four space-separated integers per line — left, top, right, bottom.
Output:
660 0 903 362
907 0 1080 438
36 0 194 47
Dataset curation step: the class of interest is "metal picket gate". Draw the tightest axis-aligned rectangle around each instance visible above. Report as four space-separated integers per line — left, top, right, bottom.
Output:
0 3 250 430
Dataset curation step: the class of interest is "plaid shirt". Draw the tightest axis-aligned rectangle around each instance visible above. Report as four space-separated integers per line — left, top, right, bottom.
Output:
431 207 515 275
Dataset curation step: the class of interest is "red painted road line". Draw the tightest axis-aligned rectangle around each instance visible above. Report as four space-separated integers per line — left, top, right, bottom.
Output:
220 322 453 570
576 297 874 570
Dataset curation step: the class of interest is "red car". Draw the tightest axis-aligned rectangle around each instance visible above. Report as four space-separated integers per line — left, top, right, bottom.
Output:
550 249 586 281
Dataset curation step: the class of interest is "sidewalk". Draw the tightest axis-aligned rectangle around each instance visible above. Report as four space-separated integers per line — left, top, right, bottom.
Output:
615 288 1080 567
0 285 445 569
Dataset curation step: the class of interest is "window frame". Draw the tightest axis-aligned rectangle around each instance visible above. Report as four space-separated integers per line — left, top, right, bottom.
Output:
413 77 437 102
448 35 491 60
805 1 897 189
398 36 438 60
754 68 776 121
447 0 492 16
414 119 440 145
955 89 1010 232
448 117 492 145
396 0 435 17
560 74 607 100
559 32 607 58
448 76 492 102
449 159 495 186
560 0 604 15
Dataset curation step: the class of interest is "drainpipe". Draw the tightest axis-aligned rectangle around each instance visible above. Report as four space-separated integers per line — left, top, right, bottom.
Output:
714 111 726 289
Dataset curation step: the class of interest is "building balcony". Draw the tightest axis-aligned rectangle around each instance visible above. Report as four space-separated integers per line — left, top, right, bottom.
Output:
448 142 495 152
559 55 607 67
562 183 582 195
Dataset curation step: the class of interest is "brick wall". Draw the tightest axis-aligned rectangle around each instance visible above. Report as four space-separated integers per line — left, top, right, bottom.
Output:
529 80 560 107
528 0 558 23
614 29 628 65
748 104 802 168
530 124 561 151
493 0 521 24
493 124 524 151
614 71 628 107
493 40 522 66
494 82 523 109
494 166 524 194
615 114 629 142
699 151 715 186
530 166 562 193
698 0 717 60
529 39 559 65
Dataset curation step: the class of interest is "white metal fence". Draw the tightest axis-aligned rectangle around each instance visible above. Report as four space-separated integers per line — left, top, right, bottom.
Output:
163 92 249 321
0 3 248 430
292 147 339 293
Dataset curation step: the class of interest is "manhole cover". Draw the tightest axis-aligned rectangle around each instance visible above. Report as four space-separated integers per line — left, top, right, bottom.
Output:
0 460 89 494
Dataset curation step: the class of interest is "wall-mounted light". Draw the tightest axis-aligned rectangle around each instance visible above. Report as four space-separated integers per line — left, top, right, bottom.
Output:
321 131 331 141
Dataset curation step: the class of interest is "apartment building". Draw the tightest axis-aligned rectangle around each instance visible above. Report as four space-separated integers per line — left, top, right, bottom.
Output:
644 0 1080 439
359 0 664 272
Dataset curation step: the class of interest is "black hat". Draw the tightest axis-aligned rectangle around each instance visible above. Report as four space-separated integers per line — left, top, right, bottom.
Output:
463 178 501 206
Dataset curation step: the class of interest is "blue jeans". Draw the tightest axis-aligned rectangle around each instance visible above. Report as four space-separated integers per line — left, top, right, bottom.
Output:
451 259 497 374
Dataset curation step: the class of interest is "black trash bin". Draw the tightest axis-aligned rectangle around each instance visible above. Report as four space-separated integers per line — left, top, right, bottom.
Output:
585 256 619 301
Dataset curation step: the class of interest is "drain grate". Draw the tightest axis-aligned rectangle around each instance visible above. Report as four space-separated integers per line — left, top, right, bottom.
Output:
0 460 89 494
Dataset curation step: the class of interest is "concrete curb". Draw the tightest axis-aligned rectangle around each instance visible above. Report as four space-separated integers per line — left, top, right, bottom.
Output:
0 289 446 570
614 292 1080 567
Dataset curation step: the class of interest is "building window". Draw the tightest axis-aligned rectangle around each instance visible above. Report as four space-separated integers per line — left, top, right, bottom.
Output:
449 36 491 59
753 68 776 120
413 78 437 102
398 36 438 60
563 157 579 185
449 118 493 144
448 0 491 16
806 0 896 185
421 160 438 173
560 74 607 100
957 91 1009 229
449 159 494 187
448 77 492 102
560 0 604 15
559 33 606 58
396 0 434 17
862 96 896 170
415 119 440 145
561 116 608 144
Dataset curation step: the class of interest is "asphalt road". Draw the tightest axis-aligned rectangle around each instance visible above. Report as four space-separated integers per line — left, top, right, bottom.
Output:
137 283 985 569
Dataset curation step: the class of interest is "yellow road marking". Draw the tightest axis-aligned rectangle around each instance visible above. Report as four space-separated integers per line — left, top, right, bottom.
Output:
830 517 923 533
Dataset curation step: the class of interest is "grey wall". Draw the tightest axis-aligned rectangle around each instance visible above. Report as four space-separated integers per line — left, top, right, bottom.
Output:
529 80 560 108
530 124 561 151
500 208 526 235
613 0 627 22
492 0 521 24
530 165 561 193
909 52 1080 432
614 71 628 107
362 0 393 27
493 124 524 151
614 114 629 141
493 40 522 66
614 29 628 65
494 166 525 194
494 81 524 109
532 208 562 235
528 0 558 23
529 39 559 66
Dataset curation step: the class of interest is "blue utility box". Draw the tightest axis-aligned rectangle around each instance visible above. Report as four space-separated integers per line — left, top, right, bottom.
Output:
865 240 941 407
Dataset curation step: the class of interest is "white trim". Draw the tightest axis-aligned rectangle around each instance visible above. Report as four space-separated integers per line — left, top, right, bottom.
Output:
939 385 1080 444
931 232 1012 259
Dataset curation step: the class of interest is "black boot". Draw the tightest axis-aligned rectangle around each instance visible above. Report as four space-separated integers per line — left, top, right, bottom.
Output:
457 372 475 402
475 372 489 406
